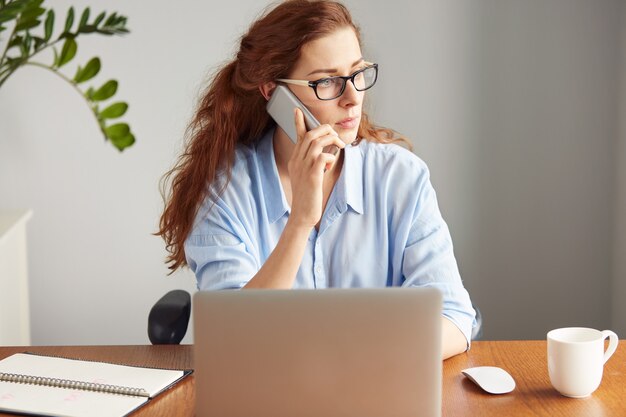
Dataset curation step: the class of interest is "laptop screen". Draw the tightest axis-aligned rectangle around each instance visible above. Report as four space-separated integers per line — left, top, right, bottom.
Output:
194 287 442 417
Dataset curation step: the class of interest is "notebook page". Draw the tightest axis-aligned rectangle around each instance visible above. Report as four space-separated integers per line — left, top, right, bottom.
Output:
0 353 184 397
0 381 147 417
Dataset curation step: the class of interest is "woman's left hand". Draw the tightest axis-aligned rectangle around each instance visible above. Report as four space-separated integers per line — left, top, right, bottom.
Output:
286 108 345 229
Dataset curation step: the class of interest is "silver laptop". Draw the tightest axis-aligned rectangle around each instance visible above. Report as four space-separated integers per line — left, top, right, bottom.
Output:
193 288 442 417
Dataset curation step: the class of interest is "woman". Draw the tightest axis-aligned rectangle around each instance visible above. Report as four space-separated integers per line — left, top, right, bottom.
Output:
159 0 475 359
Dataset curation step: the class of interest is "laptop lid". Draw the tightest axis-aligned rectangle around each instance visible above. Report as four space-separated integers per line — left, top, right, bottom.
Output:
193 288 442 417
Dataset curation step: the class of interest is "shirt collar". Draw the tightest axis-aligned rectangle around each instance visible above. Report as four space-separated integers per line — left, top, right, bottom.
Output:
257 128 290 223
258 130 365 222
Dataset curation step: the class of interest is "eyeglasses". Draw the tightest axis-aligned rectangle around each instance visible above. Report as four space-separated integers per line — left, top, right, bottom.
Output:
276 62 378 101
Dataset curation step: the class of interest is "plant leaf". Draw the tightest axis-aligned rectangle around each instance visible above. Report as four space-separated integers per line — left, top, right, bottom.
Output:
33 35 45 51
0 0 31 23
85 86 95 100
17 5 45 22
78 24 96 33
1 0 31 10
103 12 117 27
2 0 42 29
8 35 23 49
63 6 74 33
0 14 17 24
22 0 44 9
93 11 105 26
20 32 31 56
91 79 117 101
109 132 135 151
56 36 76 67
99 102 127 119
0 5 22 24
104 122 129 139
44 9 53 41
78 7 89 29
98 12 128 35
0 5 20 18
14 17 40 32
73 56 100 83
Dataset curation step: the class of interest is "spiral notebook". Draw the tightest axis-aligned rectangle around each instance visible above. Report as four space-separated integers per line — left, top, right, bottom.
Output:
0 352 191 417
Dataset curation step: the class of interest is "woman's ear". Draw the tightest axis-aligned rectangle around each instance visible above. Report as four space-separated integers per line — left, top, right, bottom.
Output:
259 81 276 101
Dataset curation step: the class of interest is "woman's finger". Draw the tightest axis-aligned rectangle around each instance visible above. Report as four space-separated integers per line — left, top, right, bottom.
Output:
297 124 338 158
307 133 345 155
313 151 339 173
294 108 307 144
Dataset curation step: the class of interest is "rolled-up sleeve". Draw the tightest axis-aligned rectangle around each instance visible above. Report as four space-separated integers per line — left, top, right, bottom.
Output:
185 199 258 291
401 170 476 347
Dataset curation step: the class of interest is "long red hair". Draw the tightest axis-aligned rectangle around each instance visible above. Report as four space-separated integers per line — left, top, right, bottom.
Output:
158 0 408 272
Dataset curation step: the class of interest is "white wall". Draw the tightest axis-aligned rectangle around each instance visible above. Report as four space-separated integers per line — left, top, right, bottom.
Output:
0 0 266 344
0 0 623 344
612 1 626 336
357 0 621 339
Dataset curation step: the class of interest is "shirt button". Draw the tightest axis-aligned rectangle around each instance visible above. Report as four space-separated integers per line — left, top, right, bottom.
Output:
315 266 322 274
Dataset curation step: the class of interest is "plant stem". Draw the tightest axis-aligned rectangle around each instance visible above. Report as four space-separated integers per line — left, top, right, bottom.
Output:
23 61 106 137
0 66 17 87
0 35 63 87
0 22 18 69
25 61 82 94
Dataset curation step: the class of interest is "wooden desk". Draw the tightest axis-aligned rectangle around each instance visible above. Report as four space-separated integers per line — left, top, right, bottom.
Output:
443 341 625 416
0 341 624 416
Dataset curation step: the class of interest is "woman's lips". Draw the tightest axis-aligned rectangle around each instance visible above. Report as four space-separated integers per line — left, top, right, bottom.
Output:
336 116 359 130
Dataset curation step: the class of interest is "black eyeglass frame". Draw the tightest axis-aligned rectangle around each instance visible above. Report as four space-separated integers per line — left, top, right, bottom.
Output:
276 62 379 101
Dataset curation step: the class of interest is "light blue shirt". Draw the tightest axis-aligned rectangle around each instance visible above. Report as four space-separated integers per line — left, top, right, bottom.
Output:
186 128 476 344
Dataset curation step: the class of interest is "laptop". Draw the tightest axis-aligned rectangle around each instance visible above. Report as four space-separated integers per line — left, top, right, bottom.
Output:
193 287 442 417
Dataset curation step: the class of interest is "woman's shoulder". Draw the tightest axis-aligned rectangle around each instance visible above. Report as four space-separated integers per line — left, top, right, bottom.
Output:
356 139 430 178
207 144 255 193
232 129 274 172
195 143 260 224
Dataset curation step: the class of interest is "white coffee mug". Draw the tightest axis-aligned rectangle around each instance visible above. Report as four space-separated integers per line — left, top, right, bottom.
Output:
547 327 618 398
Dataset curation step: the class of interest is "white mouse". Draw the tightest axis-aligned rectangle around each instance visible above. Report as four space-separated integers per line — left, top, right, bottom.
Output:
461 366 516 394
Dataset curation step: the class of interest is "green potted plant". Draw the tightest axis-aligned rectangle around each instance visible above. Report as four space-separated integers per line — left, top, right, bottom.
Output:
0 0 135 150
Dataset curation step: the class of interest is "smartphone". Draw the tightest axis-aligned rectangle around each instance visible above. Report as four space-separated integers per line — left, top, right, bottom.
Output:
267 84 319 143
266 85 338 155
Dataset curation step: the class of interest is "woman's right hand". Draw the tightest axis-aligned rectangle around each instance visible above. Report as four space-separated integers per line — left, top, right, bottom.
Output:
287 108 345 229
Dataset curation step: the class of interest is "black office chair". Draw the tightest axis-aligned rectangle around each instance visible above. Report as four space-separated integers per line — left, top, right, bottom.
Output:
147 290 484 344
148 290 192 344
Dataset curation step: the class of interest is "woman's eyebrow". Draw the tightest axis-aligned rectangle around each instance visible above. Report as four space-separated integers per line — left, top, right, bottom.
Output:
306 57 364 77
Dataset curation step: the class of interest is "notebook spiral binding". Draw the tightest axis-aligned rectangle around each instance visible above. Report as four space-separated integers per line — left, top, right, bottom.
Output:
0 372 150 397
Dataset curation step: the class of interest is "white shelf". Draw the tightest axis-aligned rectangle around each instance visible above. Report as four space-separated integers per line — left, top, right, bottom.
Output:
0 209 33 346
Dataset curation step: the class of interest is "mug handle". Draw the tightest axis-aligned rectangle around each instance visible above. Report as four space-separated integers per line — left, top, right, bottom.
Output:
601 330 619 364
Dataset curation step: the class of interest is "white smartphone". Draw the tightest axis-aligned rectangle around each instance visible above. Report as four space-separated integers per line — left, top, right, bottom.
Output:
266 84 320 143
266 85 339 155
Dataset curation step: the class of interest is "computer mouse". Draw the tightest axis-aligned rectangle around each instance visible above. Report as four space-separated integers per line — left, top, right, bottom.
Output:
461 366 516 394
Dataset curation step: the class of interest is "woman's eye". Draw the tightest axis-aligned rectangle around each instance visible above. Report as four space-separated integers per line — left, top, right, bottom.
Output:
317 78 334 88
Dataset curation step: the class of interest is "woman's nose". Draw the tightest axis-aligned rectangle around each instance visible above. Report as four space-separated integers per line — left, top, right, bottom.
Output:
339 79 363 107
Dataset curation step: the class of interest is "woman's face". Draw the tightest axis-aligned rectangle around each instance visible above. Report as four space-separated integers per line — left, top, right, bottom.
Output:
286 27 365 143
